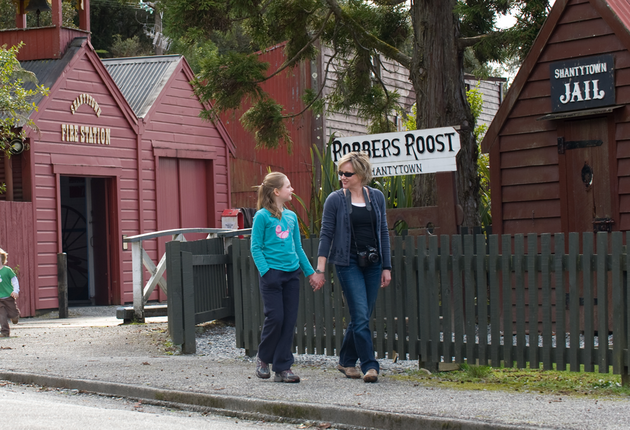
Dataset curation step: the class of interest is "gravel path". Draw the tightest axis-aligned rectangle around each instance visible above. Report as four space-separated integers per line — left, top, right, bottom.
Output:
195 322 418 374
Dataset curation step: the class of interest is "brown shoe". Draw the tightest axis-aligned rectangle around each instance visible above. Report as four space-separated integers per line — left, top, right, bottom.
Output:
11 316 18 324
363 368 378 383
337 365 361 379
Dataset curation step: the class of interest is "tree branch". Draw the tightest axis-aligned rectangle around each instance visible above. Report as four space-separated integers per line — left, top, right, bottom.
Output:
324 0 412 69
262 10 333 82
371 0 407 6
458 33 492 50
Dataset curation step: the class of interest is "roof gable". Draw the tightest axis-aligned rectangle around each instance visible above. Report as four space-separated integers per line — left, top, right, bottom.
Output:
102 55 181 119
103 55 236 155
481 0 630 153
22 37 138 131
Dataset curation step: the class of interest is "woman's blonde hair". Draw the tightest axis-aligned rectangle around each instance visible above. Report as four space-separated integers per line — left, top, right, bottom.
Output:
0 248 7 266
337 151 372 185
256 172 288 219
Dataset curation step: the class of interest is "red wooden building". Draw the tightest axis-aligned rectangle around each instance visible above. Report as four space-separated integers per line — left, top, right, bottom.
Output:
0 0 233 315
222 43 316 221
482 0 630 236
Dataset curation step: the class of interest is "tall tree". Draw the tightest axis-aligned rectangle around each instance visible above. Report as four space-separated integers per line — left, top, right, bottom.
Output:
160 0 551 227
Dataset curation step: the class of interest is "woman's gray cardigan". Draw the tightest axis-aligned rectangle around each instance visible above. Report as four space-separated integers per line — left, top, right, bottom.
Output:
317 186 392 269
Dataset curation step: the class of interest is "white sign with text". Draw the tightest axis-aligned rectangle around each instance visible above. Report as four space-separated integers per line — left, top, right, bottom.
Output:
330 127 461 177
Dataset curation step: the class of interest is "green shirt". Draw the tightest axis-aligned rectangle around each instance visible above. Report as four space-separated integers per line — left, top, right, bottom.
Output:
0 265 17 298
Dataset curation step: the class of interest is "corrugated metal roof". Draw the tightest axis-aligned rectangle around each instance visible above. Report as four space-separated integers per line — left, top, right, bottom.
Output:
102 55 181 118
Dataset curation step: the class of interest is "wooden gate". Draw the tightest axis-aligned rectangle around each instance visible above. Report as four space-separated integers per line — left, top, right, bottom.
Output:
166 238 234 353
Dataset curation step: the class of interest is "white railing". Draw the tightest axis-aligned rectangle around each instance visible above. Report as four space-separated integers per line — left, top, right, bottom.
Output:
123 228 251 322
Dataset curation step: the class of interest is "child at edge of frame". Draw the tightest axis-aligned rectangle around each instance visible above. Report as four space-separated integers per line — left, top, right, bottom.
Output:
249 172 323 383
0 248 20 338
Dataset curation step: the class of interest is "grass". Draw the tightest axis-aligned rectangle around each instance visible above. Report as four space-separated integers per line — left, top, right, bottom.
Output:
391 363 630 398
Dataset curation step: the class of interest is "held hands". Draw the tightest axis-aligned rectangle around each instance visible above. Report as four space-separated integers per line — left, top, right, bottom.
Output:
10 292 18 299
309 272 325 291
380 269 391 288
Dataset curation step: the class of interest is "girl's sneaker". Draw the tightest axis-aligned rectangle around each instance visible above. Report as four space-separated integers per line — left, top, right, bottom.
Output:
255 355 270 379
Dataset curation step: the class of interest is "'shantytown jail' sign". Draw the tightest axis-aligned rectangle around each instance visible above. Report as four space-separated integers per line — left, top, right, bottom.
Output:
550 54 615 113
331 126 461 178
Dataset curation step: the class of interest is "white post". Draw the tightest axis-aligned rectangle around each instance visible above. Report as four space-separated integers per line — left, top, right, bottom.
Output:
131 241 144 322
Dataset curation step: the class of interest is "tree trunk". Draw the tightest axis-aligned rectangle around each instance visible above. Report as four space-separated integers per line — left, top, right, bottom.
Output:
409 0 480 228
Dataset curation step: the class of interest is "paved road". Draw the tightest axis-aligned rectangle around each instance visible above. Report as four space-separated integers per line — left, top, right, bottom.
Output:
2 381 305 430
3 308 630 430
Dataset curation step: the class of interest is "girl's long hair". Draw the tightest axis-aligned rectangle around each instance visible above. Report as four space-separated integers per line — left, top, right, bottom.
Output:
256 172 287 219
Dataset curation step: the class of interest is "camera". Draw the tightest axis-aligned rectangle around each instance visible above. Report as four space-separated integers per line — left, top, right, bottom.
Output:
357 246 380 268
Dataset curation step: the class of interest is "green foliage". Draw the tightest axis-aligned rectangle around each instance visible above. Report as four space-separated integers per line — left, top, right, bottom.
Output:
291 136 340 237
400 363 630 398
194 50 267 114
160 0 550 225
460 363 493 379
90 0 154 56
466 83 492 228
240 97 292 151
372 174 414 210
160 0 233 40
109 35 153 57
0 43 49 154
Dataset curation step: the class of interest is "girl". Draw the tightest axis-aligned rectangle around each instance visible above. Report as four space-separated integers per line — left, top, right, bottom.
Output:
250 172 319 383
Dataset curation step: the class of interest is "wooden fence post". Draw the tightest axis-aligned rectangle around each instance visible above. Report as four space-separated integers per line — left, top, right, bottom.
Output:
57 253 68 319
181 250 196 354
166 240 183 346
131 241 144 323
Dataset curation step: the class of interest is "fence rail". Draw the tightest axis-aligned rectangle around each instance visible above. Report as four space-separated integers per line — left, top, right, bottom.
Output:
123 228 249 322
232 232 630 381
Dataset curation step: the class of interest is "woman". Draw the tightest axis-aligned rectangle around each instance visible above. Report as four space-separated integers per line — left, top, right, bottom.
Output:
311 151 391 383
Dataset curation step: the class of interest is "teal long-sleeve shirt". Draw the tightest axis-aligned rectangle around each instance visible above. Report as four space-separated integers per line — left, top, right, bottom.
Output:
250 208 315 278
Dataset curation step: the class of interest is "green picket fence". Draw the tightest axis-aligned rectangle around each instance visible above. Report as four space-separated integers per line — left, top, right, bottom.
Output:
232 232 630 380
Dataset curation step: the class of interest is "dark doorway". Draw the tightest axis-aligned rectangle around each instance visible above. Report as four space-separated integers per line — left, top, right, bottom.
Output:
60 176 111 305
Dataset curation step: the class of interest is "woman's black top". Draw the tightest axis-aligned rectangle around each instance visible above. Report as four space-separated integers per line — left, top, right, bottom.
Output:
349 203 378 255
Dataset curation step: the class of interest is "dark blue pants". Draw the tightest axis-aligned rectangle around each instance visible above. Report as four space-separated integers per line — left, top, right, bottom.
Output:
257 268 301 373
335 256 382 374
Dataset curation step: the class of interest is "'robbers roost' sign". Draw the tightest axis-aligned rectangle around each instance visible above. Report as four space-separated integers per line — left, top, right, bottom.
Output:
331 126 461 178
550 54 615 113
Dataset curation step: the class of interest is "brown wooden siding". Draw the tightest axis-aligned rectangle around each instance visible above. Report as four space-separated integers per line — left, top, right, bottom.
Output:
495 0 630 235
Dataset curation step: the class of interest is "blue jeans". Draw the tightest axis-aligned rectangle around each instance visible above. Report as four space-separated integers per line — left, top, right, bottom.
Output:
335 256 382 374
258 268 300 373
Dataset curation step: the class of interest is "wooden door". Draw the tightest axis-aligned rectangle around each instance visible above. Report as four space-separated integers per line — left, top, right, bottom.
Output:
563 117 613 233
561 117 614 331
156 158 213 301
91 178 111 305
